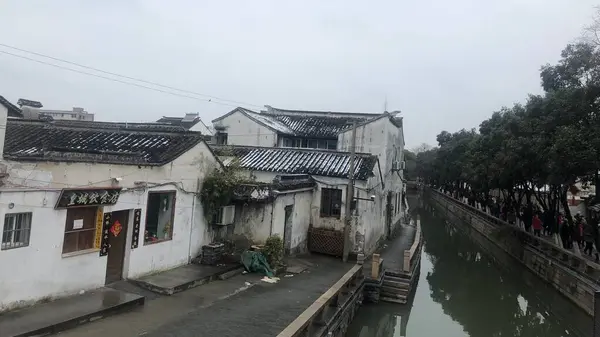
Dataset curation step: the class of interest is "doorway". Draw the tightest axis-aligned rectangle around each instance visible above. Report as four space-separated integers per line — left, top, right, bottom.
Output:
283 205 294 255
386 192 393 239
105 210 129 284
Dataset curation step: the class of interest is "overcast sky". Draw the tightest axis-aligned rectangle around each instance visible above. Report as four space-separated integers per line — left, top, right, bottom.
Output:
0 1 597 148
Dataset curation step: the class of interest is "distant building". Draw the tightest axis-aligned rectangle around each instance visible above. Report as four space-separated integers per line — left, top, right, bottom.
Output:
14 98 95 121
156 113 213 135
38 107 94 121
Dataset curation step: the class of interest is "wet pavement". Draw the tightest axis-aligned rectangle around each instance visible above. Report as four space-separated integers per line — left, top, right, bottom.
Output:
379 221 416 271
55 255 352 337
1 287 144 337
133 263 239 295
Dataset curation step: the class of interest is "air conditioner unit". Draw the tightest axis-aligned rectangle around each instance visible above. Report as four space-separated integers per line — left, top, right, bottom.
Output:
214 205 235 225
392 161 399 171
401 160 406 170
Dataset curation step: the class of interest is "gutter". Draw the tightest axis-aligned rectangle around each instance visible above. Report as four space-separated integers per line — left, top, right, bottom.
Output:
273 187 315 195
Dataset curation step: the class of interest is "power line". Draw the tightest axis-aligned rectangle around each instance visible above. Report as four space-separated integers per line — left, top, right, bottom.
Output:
0 49 253 109
0 43 262 108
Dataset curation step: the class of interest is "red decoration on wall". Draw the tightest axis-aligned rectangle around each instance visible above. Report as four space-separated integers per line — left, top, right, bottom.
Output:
110 220 123 237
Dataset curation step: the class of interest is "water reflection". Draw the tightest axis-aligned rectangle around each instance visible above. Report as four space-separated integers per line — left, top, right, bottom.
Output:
346 196 592 337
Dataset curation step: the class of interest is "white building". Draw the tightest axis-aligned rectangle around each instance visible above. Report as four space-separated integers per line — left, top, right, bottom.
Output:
157 113 214 136
37 107 95 121
16 98 95 121
210 105 406 256
213 146 394 256
0 100 221 312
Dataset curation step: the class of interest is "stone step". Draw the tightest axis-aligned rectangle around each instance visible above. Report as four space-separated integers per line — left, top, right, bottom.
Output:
385 271 411 280
382 279 410 289
380 286 409 296
380 296 408 304
380 289 408 298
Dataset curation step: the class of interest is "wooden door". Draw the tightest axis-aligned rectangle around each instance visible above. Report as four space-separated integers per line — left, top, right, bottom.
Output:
105 210 129 284
283 205 294 255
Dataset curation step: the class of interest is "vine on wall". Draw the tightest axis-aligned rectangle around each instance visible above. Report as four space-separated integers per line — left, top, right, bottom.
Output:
200 162 246 221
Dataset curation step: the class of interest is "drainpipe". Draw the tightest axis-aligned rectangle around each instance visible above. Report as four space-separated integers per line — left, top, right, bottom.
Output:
269 193 277 236
187 178 199 263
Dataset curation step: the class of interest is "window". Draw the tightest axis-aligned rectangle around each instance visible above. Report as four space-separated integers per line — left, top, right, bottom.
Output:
216 132 228 145
2 213 32 250
211 207 224 225
308 139 318 148
320 188 342 218
283 138 293 147
63 207 98 254
145 191 176 244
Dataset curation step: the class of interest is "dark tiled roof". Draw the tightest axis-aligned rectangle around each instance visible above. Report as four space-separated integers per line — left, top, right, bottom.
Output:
0 96 23 118
17 98 43 108
49 120 189 132
269 114 369 138
213 145 377 180
156 116 200 130
4 119 205 166
262 106 382 138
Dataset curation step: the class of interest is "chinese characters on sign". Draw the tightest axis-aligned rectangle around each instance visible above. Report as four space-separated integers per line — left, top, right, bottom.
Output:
55 188 122 209
99 212 112 257
94 208 104 249
131 209 141 249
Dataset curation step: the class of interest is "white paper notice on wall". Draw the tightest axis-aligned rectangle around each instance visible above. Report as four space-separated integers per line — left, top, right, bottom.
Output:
73 219 84 230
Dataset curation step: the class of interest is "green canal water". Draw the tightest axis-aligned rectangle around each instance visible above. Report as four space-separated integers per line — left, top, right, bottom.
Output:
346 197 593 337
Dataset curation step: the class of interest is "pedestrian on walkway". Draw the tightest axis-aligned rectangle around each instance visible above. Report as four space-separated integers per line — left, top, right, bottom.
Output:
574 214 584 249
584 219 595 256
507 209 516 225
532 212 543 237
560 215 574 249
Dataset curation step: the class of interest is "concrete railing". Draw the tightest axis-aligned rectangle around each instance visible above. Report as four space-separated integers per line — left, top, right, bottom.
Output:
403 219 422 273
277 264 364 337
431 188 600 283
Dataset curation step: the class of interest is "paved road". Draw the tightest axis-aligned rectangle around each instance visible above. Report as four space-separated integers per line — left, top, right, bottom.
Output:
379 222 416 271
57 255 352 337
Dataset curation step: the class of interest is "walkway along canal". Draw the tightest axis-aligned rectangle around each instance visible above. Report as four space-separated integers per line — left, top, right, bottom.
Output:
346 194 592 337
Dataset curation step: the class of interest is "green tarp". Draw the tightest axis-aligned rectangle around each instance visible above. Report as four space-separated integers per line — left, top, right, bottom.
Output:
241 250 274 277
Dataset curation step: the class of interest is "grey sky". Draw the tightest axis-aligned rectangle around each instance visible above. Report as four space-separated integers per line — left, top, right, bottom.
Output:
0 1 596 149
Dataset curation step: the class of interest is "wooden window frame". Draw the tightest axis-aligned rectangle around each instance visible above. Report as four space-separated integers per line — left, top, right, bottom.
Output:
62 207 98 254
320 188 342 219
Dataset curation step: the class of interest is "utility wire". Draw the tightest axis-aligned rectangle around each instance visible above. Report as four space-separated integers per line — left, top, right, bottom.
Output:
0 49 254 109
0 43 262 108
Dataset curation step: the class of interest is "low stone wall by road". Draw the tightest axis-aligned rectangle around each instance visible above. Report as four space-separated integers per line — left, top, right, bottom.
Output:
429 189 600 316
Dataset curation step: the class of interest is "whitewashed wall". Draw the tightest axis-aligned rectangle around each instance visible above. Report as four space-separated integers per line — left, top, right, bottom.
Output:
0 142 220 311
233 202 274 245
230 188 313 254
246 171 384 254
338 117 405 230
213 110 277 147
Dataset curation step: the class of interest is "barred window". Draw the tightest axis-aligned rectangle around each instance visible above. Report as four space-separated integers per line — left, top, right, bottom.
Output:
2 213 32 250
320 188 342 219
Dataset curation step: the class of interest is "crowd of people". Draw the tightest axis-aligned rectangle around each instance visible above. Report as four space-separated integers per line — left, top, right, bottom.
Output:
441 188 600 262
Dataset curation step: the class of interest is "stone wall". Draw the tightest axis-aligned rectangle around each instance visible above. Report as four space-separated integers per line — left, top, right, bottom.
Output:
430 189 600 316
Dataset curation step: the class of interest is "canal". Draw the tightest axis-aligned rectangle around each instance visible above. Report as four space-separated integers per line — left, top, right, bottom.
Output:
346 195 593 337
